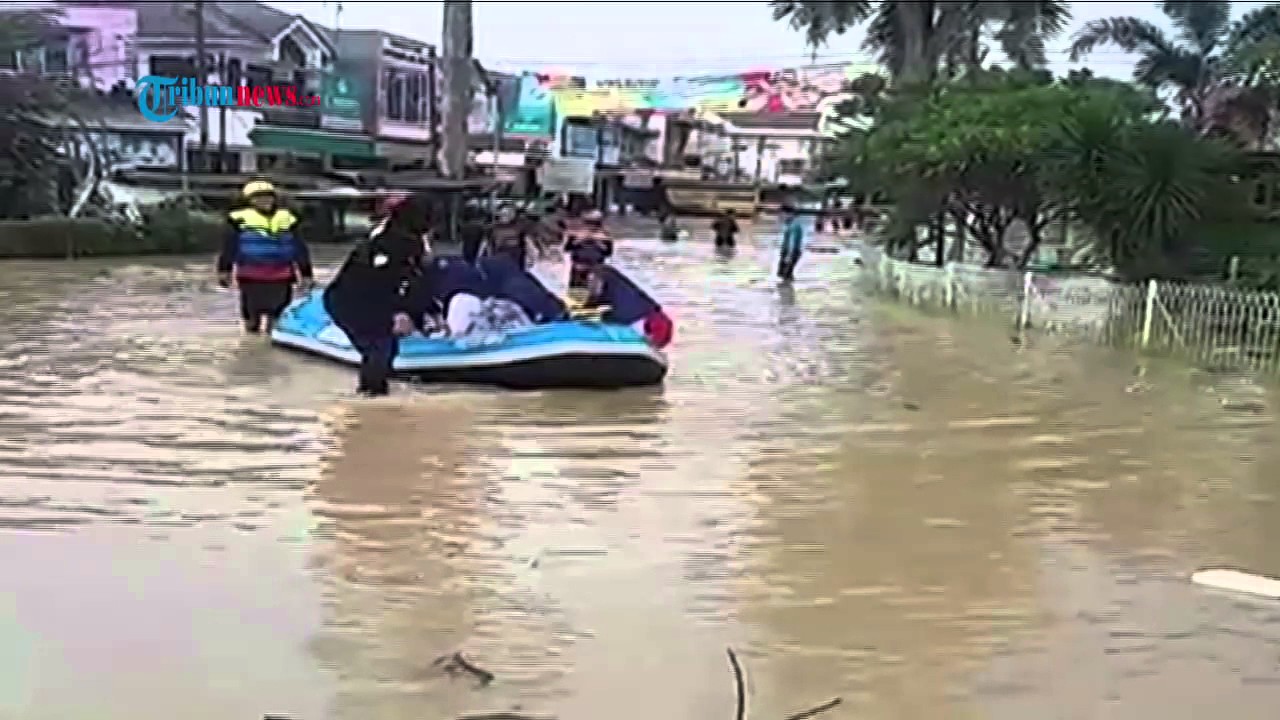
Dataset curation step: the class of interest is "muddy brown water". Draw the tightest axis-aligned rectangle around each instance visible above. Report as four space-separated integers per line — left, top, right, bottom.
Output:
1 226 1278 719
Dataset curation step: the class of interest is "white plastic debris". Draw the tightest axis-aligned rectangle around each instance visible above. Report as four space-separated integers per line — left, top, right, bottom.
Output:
1191 568 1280 599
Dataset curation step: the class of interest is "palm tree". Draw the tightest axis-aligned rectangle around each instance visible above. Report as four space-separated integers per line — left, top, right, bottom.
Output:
769 0 1071 85
1069 1 1280 145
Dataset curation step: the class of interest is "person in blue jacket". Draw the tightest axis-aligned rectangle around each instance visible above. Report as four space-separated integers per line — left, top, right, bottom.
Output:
778 203 805 283
322 194 431 397
576 245 674 349
477 254 568 324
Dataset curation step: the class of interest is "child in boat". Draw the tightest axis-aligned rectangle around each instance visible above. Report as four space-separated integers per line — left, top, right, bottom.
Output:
576 245 673 349
216 180 314 333
322 193 431 397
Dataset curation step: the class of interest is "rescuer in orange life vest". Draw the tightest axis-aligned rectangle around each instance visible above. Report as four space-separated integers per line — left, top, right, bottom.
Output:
216 180 314 333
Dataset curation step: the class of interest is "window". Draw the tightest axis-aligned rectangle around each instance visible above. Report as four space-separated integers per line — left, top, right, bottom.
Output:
244 64 272 88
279 36 306 68
383 67 428 123
225 58 242 87
187 149 241 173
777 158 806 176
256 153 282 172
149 54 195 80
384 68 403 119
405 71 424 122
44 46 68 74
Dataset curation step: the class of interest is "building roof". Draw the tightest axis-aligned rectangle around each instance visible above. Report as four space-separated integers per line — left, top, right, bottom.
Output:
333 27 433 51
134 2 257 40
131 1 332 50
719 112 823 132
215 1 296 39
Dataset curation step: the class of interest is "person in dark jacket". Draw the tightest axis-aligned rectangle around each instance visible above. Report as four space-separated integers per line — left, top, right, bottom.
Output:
488 206 535 269
564 209 614 303
477 254 567 323
711 208 739 250
322 193 431 397
576 245 673 349
660 212 680 242
216 180 313 333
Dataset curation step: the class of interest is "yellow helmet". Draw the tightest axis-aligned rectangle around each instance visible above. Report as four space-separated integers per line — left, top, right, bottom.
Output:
241 180 276 197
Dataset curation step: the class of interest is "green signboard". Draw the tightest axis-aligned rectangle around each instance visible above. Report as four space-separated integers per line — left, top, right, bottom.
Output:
321 72 363 132
503 73 555 137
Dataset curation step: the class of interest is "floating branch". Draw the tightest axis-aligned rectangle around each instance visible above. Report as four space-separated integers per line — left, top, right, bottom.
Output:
726 646 842 720
782 697 843 720
727 648 746 720
433 651 496 687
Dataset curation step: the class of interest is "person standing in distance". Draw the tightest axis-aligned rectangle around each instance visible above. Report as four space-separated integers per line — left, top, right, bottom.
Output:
777 204 805 283
217 180 314 333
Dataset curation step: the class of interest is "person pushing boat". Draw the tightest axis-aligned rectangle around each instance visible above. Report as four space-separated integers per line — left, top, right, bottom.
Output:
322 193 432 397
216 180 314 334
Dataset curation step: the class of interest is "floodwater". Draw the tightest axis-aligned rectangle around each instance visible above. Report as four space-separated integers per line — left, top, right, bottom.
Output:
1 223 1278 720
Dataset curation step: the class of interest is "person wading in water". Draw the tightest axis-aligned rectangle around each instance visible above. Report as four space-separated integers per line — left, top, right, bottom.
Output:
711 208 739 250
777 203 805 283
322 194 433 397
217 180 314 334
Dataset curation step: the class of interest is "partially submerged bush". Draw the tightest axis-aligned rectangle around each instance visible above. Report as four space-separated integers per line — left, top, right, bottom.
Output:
0 207 225 258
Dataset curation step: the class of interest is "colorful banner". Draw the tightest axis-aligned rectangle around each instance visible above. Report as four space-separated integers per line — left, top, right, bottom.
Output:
549 62 881 118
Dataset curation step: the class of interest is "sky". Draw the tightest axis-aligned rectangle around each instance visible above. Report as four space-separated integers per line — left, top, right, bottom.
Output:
266 0 1272 80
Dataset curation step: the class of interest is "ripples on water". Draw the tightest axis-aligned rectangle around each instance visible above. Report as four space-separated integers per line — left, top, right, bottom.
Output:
0 226 1278 719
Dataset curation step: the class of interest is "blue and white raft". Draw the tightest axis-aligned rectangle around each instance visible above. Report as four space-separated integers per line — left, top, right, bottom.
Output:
270 290 669 389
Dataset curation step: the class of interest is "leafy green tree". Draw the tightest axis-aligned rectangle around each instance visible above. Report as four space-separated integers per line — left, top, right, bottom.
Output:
834 70 1255 276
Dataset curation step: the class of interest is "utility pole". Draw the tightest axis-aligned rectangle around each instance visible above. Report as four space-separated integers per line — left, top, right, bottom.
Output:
194 0 208 172
439 0 473 180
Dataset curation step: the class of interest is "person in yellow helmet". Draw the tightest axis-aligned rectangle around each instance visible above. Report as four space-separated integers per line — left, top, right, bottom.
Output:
216 180 314 333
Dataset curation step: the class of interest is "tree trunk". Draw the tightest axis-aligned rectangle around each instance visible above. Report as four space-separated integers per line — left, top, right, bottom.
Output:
894 0 935 89
931 213 945 266
439 0 473 179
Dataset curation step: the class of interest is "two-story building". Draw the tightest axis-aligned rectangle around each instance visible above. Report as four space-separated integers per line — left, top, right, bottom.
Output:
125 1 377 174
334 29 434 172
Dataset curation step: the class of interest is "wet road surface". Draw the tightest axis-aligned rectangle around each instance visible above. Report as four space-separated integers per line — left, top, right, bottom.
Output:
0 224 1278 719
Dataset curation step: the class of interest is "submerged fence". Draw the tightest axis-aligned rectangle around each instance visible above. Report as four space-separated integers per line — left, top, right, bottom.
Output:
859 247 1280 376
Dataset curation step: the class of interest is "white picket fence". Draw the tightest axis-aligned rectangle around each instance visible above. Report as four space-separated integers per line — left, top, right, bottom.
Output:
859 247 1280 375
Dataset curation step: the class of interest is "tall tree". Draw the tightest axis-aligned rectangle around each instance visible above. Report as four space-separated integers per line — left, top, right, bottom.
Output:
1069 1 1280 145
769 0 1071 85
